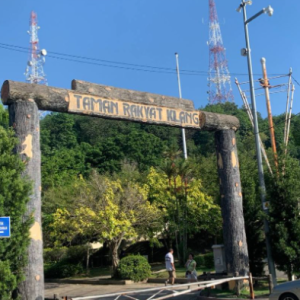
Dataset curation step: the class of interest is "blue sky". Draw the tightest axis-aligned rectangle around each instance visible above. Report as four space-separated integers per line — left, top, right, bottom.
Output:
0 0 299 118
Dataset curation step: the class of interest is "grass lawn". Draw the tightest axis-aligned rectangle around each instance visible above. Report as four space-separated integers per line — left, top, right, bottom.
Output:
72 266 112 278
201 279 288 299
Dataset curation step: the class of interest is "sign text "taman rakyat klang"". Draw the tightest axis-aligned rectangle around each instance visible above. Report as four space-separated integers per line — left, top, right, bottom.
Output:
68 93 200 128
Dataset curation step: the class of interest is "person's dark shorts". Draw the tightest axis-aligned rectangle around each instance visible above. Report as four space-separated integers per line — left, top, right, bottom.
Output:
168 270 176 278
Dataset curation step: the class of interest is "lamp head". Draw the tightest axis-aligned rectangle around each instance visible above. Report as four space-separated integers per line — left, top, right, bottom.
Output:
236 1 252 12
236 5 242 12
265 5 274 16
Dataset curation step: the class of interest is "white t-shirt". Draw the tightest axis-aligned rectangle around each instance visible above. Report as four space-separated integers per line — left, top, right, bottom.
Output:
165 252 174 271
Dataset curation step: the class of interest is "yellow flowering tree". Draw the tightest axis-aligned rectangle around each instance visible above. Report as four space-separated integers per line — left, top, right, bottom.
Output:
145 166 221 262
51 171 161 271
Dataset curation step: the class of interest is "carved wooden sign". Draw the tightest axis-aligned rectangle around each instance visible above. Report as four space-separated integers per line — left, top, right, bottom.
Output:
1 80 240 132
68 92 200 128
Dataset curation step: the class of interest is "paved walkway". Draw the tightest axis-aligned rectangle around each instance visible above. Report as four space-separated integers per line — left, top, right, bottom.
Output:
45 282 200 299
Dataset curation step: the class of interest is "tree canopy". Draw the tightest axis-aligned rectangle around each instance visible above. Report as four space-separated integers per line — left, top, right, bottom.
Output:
50 170 161 271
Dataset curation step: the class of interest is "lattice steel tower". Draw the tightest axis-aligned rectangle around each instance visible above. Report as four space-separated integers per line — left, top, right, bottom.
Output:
208 0 233 104
25 11 47 85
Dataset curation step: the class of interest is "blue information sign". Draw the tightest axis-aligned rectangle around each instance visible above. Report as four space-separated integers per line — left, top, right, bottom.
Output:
0 217 11 238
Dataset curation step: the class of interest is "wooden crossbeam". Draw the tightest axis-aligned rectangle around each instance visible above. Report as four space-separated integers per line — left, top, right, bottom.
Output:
1 80 239 131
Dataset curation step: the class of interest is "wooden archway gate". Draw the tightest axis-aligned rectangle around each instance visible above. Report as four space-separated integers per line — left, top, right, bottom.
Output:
1 79 249 300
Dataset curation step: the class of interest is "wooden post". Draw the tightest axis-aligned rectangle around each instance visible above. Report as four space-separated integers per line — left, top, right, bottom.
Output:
9 101 44 300
215 129 249 276
249 273 255 299
268 274 274 294
234 271 241 297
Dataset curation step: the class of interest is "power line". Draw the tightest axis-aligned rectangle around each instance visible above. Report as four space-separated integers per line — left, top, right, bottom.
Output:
292 76 300 87
2 42 300 136
0 45 177 75
0 42 286 77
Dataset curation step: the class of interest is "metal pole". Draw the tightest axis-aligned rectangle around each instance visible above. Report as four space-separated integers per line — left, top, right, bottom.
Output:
260 58 278 169
245 9 265 24
175 53 188 160
241 1 277 286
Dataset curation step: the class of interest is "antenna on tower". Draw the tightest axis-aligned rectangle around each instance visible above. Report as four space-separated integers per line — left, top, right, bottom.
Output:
208 0 234 104
25 11 47 85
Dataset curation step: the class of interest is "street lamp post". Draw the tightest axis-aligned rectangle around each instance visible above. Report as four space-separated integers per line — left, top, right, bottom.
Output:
175 53 188 160
237 0 277 286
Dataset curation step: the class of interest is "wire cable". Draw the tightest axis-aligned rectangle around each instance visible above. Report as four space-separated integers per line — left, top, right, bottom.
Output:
0 42 287 77
292 76 300 87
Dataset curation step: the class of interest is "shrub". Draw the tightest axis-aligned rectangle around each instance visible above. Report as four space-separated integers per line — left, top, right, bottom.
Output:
0 261 17 300
66 245 87 265
44 247 68 263
203 252 214 269
44 260 84 279
0 127 32 298
194 255 204 267
117 255 151 282
44 245 87 264
193 253 214 269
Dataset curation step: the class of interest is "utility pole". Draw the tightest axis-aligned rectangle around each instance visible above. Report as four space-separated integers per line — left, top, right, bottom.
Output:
260 58 278 169
235 78 273 175
285 83 295 149
237 0 277 286
284 69 293 145
175 53 188 160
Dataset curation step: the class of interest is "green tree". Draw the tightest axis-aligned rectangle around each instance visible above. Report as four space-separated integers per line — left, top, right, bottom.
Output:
239 150 266 275
41 147 87 189
267 155 300 280
0 127 32 299
145 165 221 263
50 171 161 273
0 105 8 128
40 113 78 150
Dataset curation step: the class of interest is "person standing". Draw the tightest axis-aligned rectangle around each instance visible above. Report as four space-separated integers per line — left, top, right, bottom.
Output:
165 248 176 285
185 253 197 282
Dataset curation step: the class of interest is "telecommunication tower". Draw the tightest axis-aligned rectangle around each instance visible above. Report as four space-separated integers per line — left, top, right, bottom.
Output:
208 0 234 104
25 11 47 85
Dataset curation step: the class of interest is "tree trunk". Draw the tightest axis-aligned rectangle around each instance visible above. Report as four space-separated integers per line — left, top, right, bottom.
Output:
175 230 181 264
215 129 249 276
109 235 124 275
86 245 90 272
110 244 119 273
9 101 44 300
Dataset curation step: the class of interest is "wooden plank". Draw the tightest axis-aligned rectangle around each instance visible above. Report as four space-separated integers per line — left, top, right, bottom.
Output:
1 80 240 131
199 111 240 131
72 79 195 111
68 91 201 128
72 80 240 131
2 80 70 112
9 101 44 299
